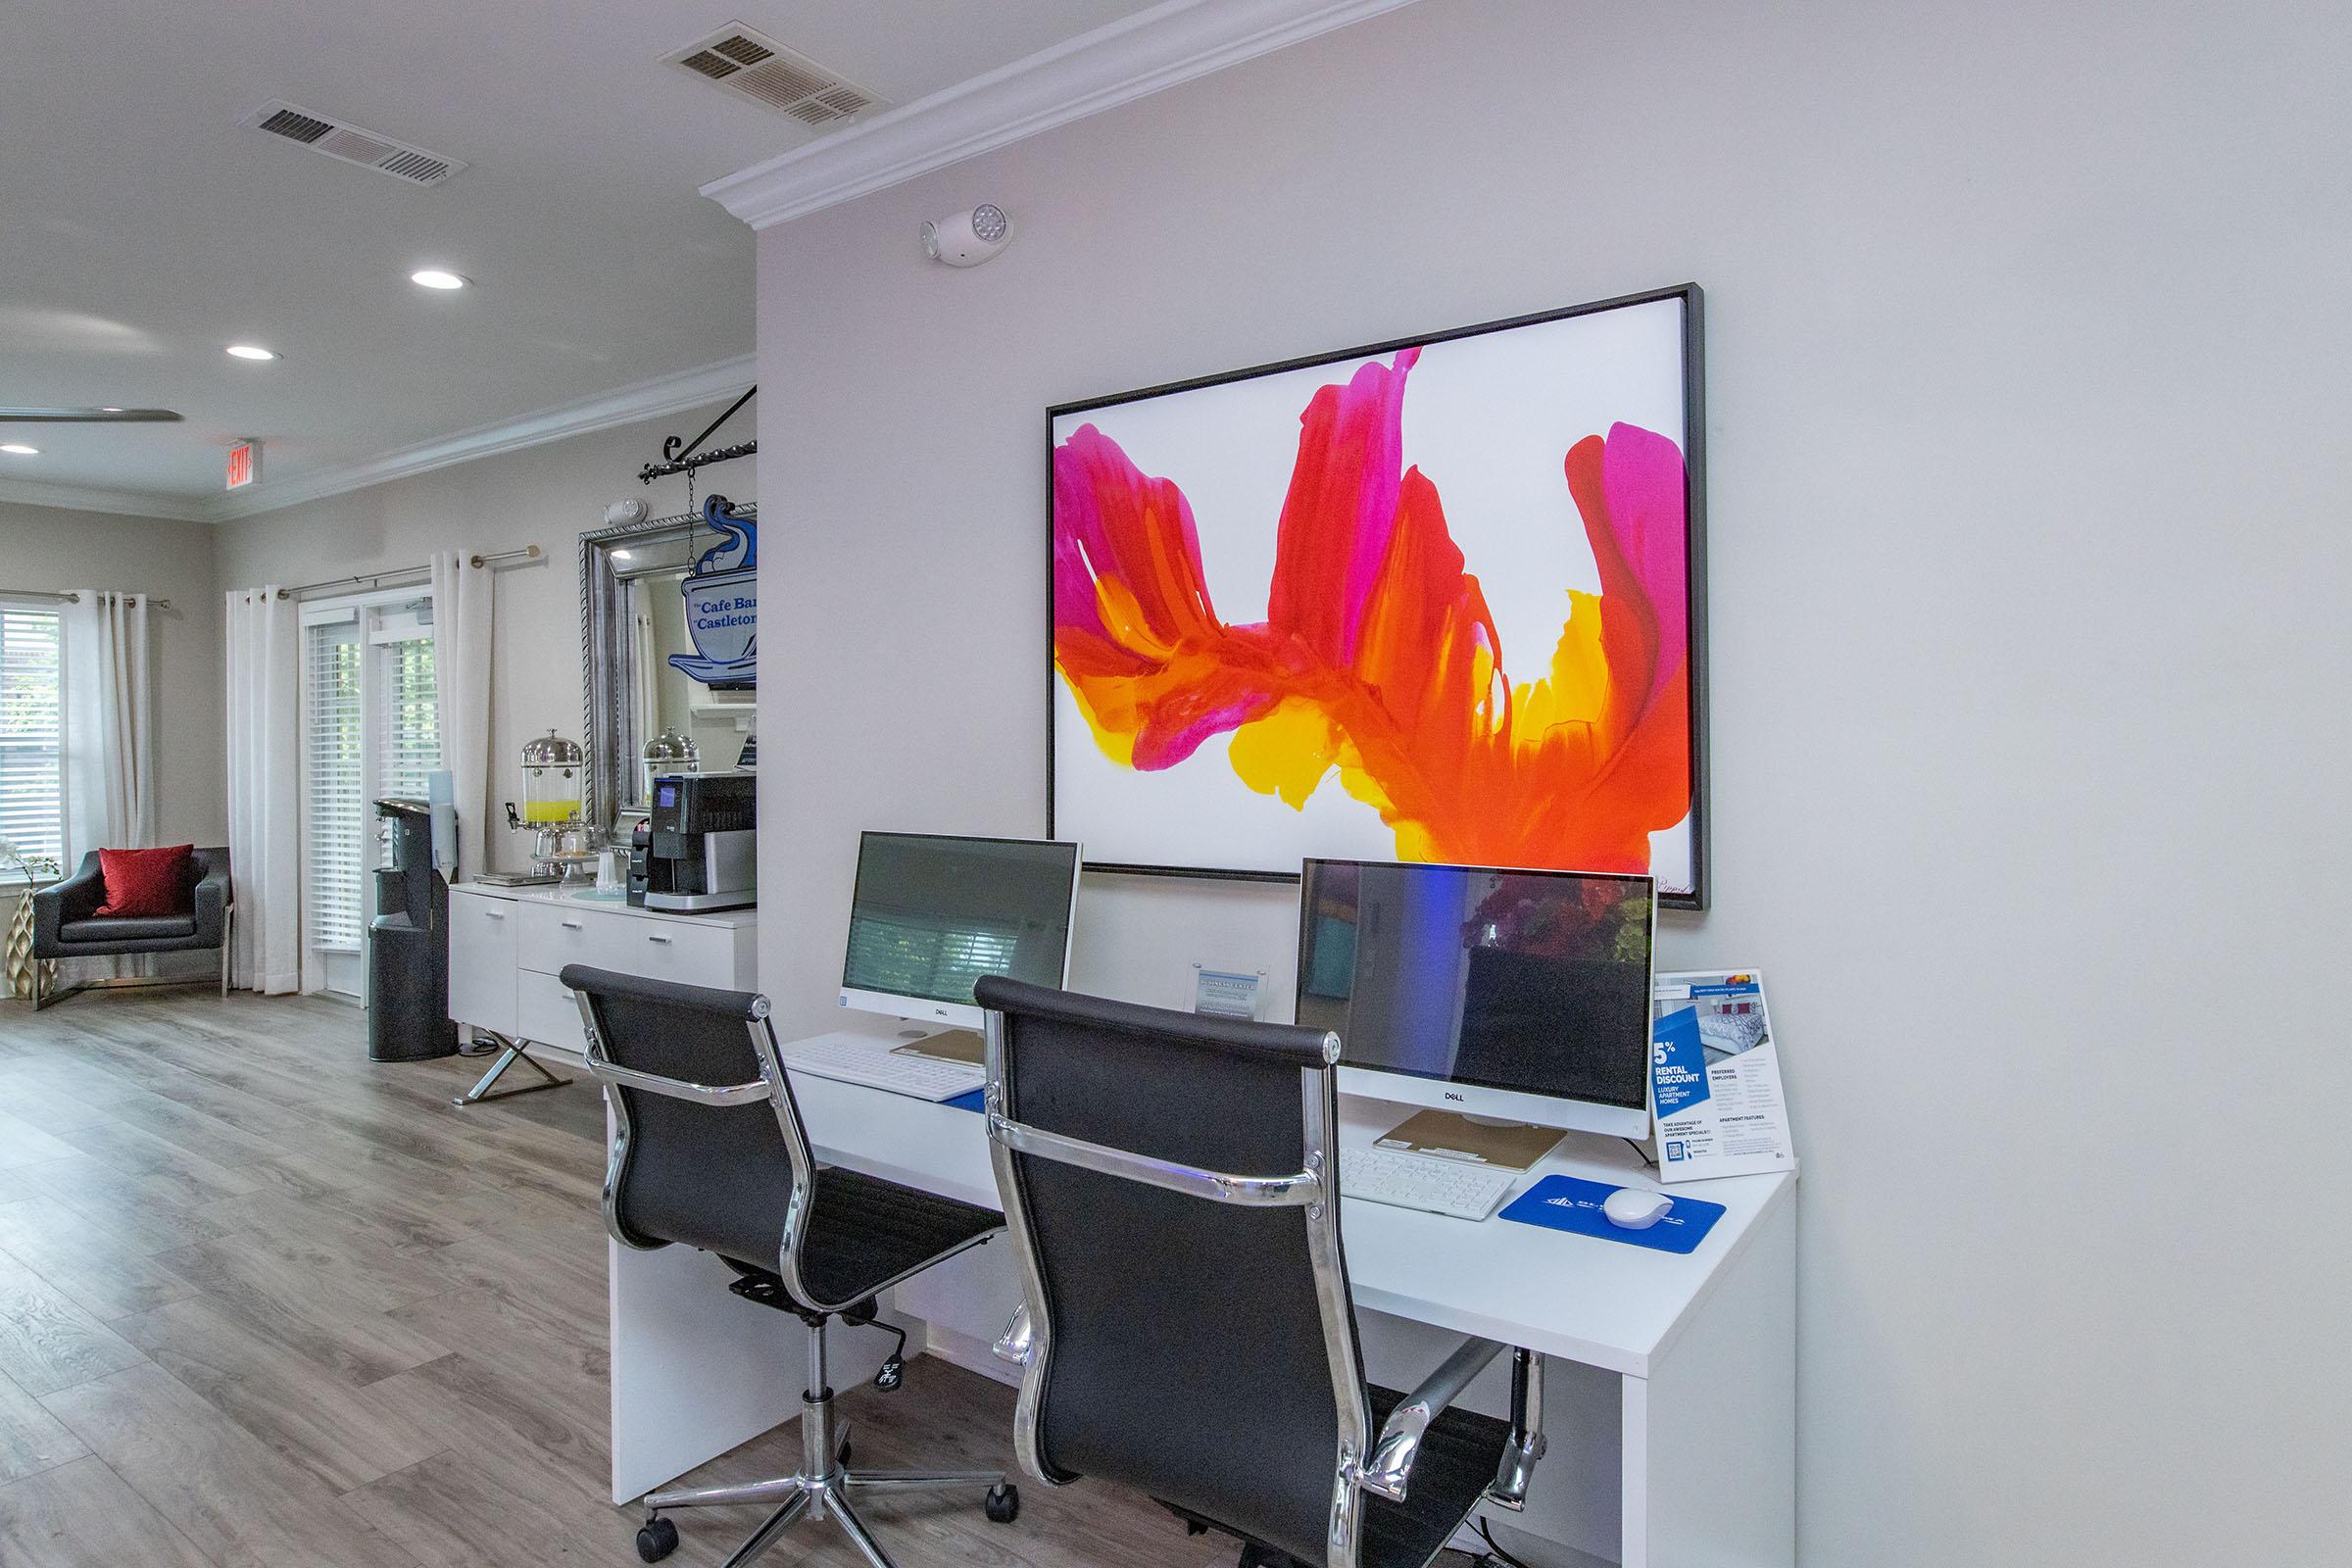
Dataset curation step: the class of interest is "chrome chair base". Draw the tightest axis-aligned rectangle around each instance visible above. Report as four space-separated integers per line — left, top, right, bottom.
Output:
644 1470 1014 1568
634 1318 1016 1566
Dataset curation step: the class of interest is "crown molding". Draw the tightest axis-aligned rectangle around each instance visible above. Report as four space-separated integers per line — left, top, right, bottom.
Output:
1 356 755 525
0 474 213 524
703 0 1424 229
210 353 755 522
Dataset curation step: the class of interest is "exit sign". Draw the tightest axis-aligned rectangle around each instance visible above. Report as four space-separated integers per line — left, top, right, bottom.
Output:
226 439 261 490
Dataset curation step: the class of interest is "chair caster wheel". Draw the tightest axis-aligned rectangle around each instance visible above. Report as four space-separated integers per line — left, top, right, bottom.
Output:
984 1482 1020 1524
636 1515 679 1562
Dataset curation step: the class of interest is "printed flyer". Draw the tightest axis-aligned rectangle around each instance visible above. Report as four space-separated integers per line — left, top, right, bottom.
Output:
1649 970 1797 1184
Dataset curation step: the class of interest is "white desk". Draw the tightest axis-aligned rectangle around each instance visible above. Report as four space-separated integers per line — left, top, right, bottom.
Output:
611 1018 1794 1568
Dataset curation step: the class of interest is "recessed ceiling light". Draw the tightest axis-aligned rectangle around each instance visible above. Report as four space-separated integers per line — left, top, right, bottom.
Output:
0 443 38 456
225 344 277 361
410 270 468 291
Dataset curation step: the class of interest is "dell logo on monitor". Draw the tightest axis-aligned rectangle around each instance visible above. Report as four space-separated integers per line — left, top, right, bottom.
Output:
1444 1091 1465 1103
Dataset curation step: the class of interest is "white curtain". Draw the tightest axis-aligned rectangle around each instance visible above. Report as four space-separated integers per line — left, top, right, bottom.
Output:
61 589 156 861
429 551 494 882
224 587 300 994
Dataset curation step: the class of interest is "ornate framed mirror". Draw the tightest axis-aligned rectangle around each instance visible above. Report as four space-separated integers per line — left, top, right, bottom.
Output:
579 499 757 827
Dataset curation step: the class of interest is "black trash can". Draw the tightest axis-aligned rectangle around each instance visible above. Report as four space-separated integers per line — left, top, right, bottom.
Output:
368 798 458 1061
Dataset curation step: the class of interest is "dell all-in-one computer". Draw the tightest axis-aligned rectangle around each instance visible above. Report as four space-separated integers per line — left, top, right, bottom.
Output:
838 831 1083 1031
1296 858 1658 1140
783 831 1083 1103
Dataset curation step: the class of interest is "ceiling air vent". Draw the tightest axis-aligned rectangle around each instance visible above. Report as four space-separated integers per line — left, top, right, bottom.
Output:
238 100 466 187
662 23 885 128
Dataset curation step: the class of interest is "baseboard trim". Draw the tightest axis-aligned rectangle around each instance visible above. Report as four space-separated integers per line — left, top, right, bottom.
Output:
920 1322 1021 1389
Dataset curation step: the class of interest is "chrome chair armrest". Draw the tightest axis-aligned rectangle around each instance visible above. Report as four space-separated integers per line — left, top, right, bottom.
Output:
986 1110 1323 1207
1357 1336 1505 1503
578 1036 770 1106
994 1303 1036 1367
1489 1348 1546 1510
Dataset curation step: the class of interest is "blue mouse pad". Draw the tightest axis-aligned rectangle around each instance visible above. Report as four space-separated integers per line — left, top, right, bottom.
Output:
1497 1175 1726 1254
946 1087 986 1114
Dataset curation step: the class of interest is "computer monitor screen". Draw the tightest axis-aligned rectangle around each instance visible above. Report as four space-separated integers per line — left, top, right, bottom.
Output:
839 832 1082 1029
1296 859 1656 1137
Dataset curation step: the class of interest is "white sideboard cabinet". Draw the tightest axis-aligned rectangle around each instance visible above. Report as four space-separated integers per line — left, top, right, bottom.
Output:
446 882 758 1104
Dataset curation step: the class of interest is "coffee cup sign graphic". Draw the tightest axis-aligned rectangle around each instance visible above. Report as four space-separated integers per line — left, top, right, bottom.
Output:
668 496 757 691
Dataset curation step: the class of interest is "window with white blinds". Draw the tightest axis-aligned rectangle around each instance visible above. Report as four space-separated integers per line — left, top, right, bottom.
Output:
301 598 438 960
375 632 440 808
304 617 364 950
0 608 65 867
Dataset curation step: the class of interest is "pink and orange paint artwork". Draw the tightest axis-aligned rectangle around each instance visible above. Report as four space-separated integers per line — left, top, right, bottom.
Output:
1052 301 1701 897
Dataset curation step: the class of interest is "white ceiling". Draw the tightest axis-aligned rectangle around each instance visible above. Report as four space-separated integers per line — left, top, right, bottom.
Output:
0 0 1160 511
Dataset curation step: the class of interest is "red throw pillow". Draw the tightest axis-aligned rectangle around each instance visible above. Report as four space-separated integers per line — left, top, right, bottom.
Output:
95 844 195 918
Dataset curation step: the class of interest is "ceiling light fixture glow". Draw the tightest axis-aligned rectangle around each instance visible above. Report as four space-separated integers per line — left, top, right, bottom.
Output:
0 444 38 456
225 344 277 361
410 270 468 291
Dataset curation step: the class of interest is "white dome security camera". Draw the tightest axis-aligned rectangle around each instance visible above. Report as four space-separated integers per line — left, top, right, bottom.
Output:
922 204 1011 267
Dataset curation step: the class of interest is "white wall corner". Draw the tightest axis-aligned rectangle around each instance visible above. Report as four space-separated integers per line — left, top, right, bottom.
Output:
701 0 1427 229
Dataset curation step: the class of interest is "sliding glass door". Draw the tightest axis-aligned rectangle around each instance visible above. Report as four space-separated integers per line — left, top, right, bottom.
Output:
300 592 438 999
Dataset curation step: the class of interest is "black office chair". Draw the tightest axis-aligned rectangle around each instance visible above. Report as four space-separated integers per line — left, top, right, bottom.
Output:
562 965 1020 1567
974 976 1548 1568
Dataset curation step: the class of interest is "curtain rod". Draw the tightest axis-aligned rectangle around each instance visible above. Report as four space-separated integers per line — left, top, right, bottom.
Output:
2 589 172 610
273 543 541 600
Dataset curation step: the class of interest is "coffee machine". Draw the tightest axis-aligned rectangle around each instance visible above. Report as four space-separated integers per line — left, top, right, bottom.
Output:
645 772 756 911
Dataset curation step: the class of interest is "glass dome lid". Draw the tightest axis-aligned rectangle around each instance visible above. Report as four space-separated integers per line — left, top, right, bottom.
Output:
521 728 585 767
642 727 699 766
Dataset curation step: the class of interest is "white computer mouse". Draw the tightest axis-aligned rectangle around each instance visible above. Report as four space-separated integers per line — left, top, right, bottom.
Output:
1602 1187 1674 1230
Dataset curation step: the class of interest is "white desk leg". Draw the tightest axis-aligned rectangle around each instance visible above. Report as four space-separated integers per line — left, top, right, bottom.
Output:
608 1241 919 1504
1620 1197 1797 1568
609 1239 807 1505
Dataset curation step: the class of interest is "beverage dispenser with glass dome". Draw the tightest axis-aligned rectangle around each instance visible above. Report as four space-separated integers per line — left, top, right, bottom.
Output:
505 729 597 878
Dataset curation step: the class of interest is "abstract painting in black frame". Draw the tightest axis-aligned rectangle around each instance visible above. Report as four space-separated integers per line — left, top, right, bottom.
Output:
1048 284 1708 907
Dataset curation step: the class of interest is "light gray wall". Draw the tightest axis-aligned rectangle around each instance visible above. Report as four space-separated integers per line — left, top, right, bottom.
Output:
0 497 226 852
213 404 755 873
750 1 2352 1562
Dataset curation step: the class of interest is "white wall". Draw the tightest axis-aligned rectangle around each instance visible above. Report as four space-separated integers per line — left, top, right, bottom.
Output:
0 500 225 932
751 1 2352 1562
214 404 755 873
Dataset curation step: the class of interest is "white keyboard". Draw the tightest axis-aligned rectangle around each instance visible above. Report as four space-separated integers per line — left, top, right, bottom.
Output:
1338 1148 1516 1222
780 1034 984 1102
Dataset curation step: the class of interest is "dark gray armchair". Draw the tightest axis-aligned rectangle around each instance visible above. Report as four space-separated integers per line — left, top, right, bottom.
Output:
30 846 233 1009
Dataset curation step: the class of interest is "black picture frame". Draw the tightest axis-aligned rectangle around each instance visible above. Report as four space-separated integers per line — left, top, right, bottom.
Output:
1046 282 1709 910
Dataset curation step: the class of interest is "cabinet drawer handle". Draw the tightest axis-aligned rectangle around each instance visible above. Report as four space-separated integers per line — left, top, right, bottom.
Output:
561 919 584 930
482 910 505 920
646 934 673 945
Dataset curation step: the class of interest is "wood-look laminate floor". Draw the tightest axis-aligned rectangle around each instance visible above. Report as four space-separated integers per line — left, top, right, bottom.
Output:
0 988 1252 1568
